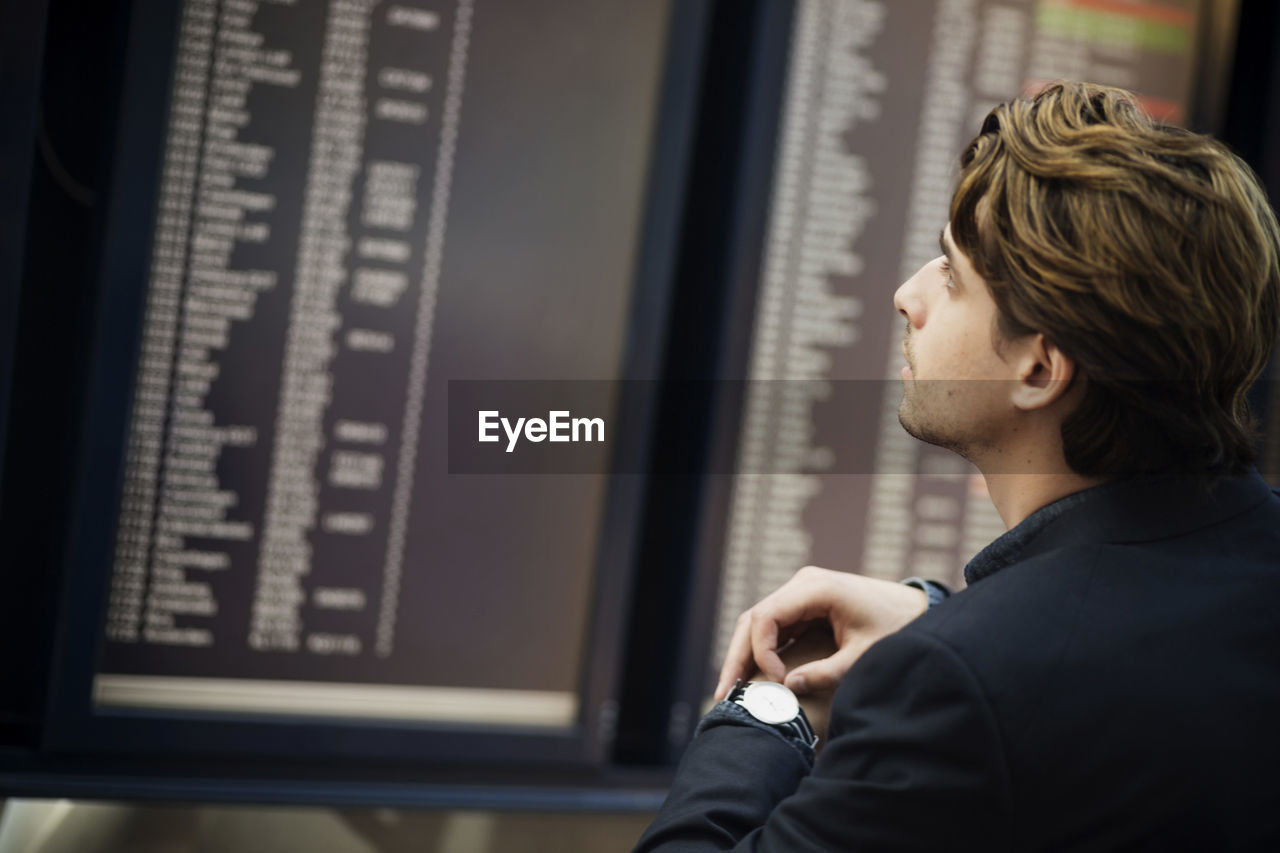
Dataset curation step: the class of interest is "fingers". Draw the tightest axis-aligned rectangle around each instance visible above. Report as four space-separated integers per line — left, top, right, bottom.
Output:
748 611 788 684
783 645 861 695
714 566 843 700
713 566 925 704
714 613 754 700
714 611 785 700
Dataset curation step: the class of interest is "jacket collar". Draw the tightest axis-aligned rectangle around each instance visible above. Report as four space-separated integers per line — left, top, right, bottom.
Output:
963 467 1276 586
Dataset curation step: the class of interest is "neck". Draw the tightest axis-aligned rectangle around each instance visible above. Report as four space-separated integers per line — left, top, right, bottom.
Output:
972 420 1106 529
980 470 1106 529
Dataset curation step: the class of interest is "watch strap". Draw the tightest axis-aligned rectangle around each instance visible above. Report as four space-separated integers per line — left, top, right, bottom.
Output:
727 681 819 751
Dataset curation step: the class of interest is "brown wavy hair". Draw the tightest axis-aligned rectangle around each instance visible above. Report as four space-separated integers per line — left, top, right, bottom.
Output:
951 81 1280 478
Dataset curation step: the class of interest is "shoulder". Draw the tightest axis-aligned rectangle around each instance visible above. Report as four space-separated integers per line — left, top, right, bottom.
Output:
917 543 1107 669
848 545 1108 765
883 532 1280 785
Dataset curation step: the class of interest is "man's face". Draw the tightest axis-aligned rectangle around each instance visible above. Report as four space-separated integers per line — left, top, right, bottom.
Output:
893 223 1020 460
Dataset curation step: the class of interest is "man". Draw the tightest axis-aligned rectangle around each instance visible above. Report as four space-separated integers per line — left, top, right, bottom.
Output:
635 82 1280 851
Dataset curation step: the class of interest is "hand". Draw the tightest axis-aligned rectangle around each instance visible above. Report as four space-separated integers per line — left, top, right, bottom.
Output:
714 566 928 702
741 621 839 746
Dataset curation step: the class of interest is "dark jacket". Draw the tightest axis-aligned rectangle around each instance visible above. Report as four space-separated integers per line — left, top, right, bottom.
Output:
636 469 1280 851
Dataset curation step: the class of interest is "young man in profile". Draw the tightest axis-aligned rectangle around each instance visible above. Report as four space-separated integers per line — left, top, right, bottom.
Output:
636 82 1280 851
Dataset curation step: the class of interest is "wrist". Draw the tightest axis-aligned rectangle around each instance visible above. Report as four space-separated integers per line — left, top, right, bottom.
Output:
698 699 817 767
701 681 819 766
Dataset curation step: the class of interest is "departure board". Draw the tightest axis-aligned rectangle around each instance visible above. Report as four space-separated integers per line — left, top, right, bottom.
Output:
711 0 1205 671
94 0 672 727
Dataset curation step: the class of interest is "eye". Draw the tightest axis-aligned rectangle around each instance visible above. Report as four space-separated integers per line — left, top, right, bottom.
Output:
939 259 957 290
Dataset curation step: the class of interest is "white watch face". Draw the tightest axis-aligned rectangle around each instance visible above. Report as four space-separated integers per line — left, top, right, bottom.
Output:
741 681 799 725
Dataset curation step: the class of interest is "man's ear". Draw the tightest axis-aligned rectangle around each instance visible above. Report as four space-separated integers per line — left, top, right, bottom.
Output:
1010 334 1076 411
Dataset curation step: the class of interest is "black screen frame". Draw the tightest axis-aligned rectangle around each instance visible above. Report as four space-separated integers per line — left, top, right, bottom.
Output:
0 0 52 736
0 0 50 510
612 0 797 766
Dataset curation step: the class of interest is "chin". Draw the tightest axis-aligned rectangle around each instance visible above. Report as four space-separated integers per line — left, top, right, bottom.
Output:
897 400 972 459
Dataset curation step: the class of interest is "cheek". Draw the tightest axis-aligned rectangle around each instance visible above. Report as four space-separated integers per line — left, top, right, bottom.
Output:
954 332 987 376
920 321 981 376
948 315 996 375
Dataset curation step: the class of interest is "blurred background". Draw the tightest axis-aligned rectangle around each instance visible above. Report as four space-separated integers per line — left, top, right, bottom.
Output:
1 0 1277 849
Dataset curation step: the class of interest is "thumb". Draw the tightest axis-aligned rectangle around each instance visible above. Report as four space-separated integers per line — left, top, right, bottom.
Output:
784 650 857 695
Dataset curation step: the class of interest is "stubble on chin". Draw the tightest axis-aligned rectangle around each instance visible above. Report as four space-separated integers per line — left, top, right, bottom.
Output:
897 384 975 461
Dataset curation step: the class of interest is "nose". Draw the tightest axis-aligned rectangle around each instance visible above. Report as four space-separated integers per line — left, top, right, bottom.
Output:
893 262 932 330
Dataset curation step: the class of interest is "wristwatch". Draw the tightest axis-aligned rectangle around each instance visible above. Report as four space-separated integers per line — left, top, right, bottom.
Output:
727 680 819 750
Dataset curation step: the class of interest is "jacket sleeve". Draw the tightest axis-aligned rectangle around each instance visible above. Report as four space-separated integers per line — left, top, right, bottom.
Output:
633 628 1014 852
